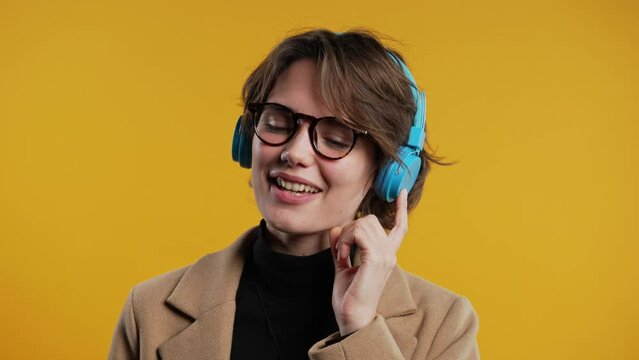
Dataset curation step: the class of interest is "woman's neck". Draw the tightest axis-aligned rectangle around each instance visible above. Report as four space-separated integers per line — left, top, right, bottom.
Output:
263 222 331 256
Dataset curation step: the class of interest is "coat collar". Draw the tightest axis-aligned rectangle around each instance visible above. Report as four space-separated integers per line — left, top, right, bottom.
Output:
164 227 258 320
158 226 417 360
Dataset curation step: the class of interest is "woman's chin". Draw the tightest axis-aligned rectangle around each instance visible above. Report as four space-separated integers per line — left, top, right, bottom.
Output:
264 217 320 236
261 207 356 237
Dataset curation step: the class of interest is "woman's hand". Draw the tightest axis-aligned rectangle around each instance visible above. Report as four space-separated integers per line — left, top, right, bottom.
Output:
329 189 409 335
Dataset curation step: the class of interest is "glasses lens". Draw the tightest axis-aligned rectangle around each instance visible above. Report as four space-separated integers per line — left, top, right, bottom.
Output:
314 119 355 159
254 104 294 145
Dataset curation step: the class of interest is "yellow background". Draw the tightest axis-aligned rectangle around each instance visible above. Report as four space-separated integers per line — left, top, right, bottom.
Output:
1 0 637 359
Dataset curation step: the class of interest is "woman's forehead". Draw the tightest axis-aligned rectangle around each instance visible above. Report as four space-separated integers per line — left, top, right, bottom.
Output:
267 60 335 119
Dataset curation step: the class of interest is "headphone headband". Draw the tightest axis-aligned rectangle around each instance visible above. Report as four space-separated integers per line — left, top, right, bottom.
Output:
387 52 426 151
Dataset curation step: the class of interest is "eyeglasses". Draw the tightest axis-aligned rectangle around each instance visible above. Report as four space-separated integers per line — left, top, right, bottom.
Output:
248 102 367 160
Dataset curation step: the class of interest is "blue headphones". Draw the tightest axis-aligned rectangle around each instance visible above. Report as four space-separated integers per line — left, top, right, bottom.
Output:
232 52 426 203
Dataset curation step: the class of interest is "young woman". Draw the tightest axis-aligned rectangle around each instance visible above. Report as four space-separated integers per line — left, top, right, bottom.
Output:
109 29 479 360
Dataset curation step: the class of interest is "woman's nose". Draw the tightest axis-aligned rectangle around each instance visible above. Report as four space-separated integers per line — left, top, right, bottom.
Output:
280 122 315 167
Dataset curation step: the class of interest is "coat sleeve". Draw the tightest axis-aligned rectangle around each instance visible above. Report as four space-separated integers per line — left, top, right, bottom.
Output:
307 297 479 360
108 289 139 360
308 315 405 360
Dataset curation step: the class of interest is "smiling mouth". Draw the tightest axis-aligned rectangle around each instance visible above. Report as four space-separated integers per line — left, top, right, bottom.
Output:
270 176 321 194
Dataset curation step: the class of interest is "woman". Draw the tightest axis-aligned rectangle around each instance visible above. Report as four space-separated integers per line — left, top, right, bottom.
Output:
109 29 479 360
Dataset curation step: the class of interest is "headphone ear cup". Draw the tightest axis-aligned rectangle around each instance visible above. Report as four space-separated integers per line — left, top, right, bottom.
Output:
231 116 252 168
374 146 422 202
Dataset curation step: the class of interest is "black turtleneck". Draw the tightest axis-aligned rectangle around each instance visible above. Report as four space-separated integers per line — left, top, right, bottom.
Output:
230 221 339 360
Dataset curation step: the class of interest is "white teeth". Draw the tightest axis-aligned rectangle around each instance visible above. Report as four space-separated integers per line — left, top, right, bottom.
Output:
275 177 319 193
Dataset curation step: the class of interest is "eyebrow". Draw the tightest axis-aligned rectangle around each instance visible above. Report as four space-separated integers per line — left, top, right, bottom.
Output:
265 100 336 119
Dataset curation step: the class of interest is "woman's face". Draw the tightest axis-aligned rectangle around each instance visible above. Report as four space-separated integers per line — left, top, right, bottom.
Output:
251 59 377 237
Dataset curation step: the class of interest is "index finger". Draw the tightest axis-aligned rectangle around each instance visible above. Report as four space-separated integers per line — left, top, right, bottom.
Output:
388 188 409 249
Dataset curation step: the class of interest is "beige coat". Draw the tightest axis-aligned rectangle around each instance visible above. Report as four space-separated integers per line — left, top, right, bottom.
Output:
108 227 480 360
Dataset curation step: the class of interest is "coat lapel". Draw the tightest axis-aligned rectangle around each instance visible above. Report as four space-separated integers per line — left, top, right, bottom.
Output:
377 266 419 359
157 302 237 360
158 227 258 360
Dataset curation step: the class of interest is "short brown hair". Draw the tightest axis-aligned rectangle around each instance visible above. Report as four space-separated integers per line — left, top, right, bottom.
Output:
241 28 450 229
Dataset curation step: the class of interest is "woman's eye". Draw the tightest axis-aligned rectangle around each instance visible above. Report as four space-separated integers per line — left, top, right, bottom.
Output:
264 122 292 134
321 137 350 150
